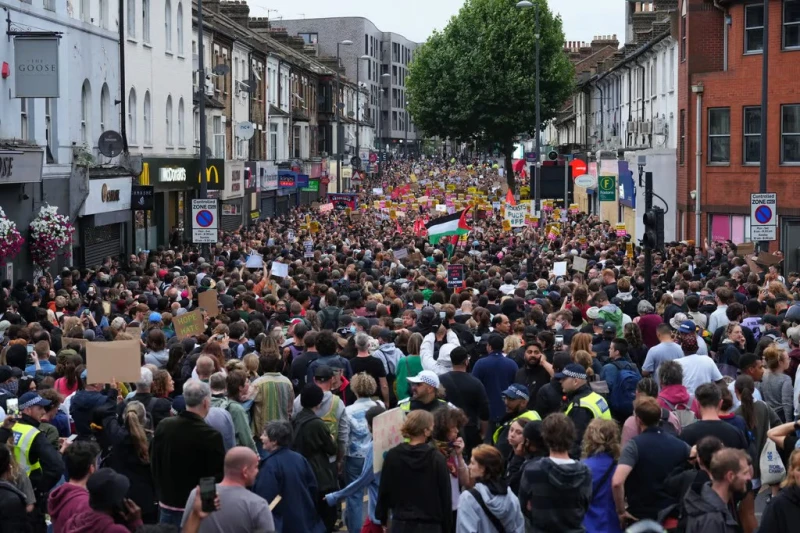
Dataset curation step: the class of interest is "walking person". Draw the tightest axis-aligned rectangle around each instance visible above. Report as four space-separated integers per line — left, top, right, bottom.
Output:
582 419 622 533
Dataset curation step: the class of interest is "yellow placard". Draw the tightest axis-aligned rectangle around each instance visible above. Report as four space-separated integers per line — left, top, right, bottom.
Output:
310 221 320 234
446 184 456 191
345 207 352 216
502 220 512 232
627 242 634 258
410 173 417 182
389 210 397 220
468 187 477 195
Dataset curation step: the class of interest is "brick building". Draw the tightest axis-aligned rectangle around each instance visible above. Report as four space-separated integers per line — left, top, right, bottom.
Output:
678 0 800 269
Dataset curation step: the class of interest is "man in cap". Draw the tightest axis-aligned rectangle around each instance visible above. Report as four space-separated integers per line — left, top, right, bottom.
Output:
0 392 65 530
61 468 143 531
399 370 449 413
592 322 617 362
492 384 541 457
558 364 612 457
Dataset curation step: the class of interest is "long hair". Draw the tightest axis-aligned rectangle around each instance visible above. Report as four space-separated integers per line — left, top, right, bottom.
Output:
582 419 621 459
783 449 800 488
624 322 643 349
656 293 673 316
570 333 595 357
734 374 756 430
124 401 151 463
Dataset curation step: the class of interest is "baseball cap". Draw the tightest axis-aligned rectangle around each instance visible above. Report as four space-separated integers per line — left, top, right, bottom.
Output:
678 320 697 334
786 304 800 323
407 370 440 389
762 314 780 326
788 326 800 344
501 383 530 401
593 318 605 328
87 468 131 511
603 322 617 334
314 365 334 382
19 392 52 410
0 366 13 383
554 363 589 381
376 328 393 341
148 312 162 323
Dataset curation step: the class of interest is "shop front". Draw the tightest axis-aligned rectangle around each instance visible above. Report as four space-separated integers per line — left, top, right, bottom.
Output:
138 158 225 247
221 161 245 231
277 170 298 216
244 162 259 223
258 162 278 218
77 175 132 268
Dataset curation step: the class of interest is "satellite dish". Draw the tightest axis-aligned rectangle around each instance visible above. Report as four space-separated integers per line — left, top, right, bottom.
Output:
241 79 257 94
347 111 355 118
98 130 124 158
212 63 230 76
236 121 255 140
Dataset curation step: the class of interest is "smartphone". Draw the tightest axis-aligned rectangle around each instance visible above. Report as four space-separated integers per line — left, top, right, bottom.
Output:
6 398 18 416
199 477 217 513
555 335 564 350
67 434 78 443
439 311 446 319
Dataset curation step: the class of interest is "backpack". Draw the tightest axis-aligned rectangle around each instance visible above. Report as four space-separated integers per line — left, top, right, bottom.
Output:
661 397 698 429
658 408 679 436
608 361 640 419
320 395 341 442
319 306 341 331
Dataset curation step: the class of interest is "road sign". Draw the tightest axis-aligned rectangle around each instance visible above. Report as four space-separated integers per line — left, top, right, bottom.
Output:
191 199 218 244
525 152 538 163
599 176 616 202
751 192 777 241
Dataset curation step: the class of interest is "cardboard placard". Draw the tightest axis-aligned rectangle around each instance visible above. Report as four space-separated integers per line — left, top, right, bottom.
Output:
573 257 588 273
553 261 568 277
126 327 143 341
172 309 205 339
86 340 142 385
735 242 755 256
745 255 762 274
199 289 219 317
756 252 783 267
373 408 406 473
271 262 289 278
62 337 87 350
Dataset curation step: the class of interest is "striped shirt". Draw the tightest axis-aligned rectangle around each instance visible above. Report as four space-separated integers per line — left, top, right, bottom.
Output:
250 372 295 438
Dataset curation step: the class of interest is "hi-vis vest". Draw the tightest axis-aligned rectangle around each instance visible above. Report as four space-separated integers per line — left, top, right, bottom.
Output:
565 391 612 420
493 410 542 444
12 423 42 476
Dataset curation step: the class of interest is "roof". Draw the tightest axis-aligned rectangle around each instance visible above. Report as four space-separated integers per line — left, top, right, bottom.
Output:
270 105 290 117
193 93 226 109
592 29 672 84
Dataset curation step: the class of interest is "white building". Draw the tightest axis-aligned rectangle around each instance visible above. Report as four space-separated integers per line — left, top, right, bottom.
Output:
231 40 251 161
0 0 123 275
124 0 193 156
266 55 290 162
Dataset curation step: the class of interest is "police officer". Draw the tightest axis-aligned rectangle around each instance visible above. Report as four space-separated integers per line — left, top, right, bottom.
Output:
557 364 612 458
492 384 541 457
399 370 450 413
2 392 64 532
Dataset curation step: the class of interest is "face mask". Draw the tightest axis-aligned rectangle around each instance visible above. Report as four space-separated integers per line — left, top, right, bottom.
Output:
554 322 563 332
349 325 357 334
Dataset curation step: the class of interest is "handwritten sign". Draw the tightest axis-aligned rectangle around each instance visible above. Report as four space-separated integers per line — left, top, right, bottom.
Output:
504 204 527 228
373 408 406 473
198 289 219 318
447 264 465 288
173 309 205 339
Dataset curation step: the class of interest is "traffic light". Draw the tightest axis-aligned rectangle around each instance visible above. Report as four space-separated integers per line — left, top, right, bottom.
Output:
642 207 665 250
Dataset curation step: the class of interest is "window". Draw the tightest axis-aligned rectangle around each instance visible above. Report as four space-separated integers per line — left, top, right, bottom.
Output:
99 1 108 28
745 4 765 53
81 81 91 145
20 98 29 141
178 98 185 146
298 33 318 44
293 125 301 158
782 104 800 163
143 0 150 43
681 15 687 60
651 58 657 97
177 3 184 54
44 0 55 11
143 91 151 145
128 89 137 144
365 34 369 54
669 47 675 90
100 83 111 132
708 108 731 163
45 99 55 163
213 116 225 158
270 123 278 160
165 0 172 52
127 0 136 38
785 0 800 49
166 95 173 146
743 106 761 163
710 214 752 243
81 0 90 22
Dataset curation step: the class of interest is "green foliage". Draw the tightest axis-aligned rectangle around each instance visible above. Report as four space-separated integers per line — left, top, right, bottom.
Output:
407 0 574 184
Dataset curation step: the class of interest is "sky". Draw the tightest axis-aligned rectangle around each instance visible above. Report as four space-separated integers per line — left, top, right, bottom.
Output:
248 0 626 46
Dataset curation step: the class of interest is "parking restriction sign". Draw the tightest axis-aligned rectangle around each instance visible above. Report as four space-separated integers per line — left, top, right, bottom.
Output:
750 193 777 241
191 199 218 244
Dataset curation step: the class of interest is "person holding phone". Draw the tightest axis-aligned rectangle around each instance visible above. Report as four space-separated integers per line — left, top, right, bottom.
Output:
60 468 143 532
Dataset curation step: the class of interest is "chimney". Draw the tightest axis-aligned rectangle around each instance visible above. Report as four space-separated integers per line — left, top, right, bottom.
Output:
219 0 250 28
249 17 272 31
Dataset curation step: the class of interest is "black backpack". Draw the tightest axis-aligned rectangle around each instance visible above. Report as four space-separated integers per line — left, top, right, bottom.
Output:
319 307 341 331
658 407 679 436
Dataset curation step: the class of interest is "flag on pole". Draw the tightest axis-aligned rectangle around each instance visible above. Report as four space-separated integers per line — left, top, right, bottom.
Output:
425 207 472 244
505 188 516 206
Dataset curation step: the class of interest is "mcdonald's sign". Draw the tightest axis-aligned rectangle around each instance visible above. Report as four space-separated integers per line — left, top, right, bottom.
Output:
141 158 224 190
198 165 221 187
139 162 151 186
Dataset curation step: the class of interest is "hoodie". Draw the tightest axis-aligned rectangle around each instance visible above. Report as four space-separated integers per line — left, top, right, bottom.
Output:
70 388 118 437
658 384 701 417
63 507 142 533
519 457 593 533
374 342 404 376
684 483 739 533
144 349 168 369
48 484 90 533
376 443 453 530
597 304 623 338
759 484 800 533
616 291 640 319
456 480 524 533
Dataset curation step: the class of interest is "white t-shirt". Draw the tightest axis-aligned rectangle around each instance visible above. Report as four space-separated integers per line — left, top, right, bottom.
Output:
677 354 723 396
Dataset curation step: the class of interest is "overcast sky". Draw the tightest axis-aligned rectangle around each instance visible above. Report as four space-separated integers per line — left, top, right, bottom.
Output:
248 0 626 46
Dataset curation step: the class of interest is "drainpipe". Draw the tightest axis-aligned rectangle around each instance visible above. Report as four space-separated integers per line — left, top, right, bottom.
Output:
598 84 605 146
692 84 704 245
713 0 729 72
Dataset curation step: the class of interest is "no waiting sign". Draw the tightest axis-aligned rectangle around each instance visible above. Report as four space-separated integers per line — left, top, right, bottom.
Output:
192 199 218 244
750 193 777 241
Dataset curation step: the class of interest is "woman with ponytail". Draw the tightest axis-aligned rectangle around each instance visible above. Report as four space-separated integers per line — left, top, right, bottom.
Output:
102 401 158 524
53 350 83 397
735 374 781 488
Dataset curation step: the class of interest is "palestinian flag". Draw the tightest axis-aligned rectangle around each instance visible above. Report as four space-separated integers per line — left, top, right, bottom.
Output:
425 207 472 244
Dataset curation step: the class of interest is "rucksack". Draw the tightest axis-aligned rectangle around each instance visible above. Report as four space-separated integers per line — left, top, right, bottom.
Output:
319 307 341 331
658 408 679 436
661 397 698 429
608 361 640 419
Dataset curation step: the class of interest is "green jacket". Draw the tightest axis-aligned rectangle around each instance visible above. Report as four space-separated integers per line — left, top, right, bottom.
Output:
395 355 424 401
210 395 257 453
292 408 339 492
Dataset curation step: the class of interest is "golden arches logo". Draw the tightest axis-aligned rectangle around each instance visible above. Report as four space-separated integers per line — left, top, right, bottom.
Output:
139 162 150 185
198 165 220 184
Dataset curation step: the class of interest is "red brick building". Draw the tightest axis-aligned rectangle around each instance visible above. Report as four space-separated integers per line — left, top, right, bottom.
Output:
677 0 800 267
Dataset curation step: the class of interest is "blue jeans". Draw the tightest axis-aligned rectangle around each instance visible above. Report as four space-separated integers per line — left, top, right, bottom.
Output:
344 456 366 533
159 507 184 526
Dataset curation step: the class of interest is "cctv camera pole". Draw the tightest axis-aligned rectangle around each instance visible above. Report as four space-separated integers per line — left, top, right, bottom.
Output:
197 0 210 259
644 170 654 301
758 1 769 254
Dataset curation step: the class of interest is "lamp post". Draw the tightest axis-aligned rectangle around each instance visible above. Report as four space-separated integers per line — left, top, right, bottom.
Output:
517 0 541 212
335 39 352 193
356 55 371 166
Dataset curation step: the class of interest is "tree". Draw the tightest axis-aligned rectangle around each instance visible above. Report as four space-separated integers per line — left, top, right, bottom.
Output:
407 0 574 190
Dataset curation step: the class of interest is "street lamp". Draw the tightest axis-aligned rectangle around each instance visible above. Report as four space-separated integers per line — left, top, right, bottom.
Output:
336 39 352 192
356 54 370 165
517 0 541 212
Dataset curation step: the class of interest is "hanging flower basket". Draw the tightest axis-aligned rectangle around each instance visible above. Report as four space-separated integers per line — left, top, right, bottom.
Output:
29 205 75 270
0 207 24 266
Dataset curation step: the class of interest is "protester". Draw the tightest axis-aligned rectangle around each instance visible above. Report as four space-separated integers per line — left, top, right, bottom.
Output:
49 441 100 533
439 346 490 458
759 448 800 531
61 468 144 532
684 448 752 533
582 419 622 533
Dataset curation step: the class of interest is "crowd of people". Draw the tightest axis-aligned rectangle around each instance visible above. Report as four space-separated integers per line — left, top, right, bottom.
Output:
0 157 799 533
